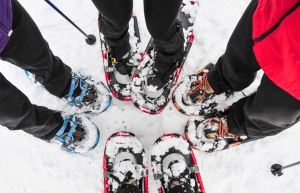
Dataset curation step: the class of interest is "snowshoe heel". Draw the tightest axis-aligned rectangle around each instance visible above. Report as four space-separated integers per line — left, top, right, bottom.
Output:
52 114 100 153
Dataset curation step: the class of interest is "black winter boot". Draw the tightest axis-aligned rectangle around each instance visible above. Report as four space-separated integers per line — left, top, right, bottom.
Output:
147 20 185 91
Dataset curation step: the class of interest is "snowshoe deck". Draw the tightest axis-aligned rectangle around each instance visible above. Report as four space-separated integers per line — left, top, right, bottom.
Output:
103 132 148 193
130 1 198 114
151 133 205 193
99 14 141 101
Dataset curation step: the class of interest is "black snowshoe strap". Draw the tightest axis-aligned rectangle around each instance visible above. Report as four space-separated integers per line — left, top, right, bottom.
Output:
72 130 85 139
109 48 134 76
153 61 180 84
119 184 142 193
189 88 205 103
168 181 195 193
154 166 198 180
203 109 229 119
84 92 97 103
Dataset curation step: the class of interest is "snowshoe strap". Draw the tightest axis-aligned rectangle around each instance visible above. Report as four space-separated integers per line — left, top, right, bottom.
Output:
153 173 164 180
189 166 199 173
67 74 95 108
103 172 112 178
110 173 122 184
72 130 85 138
55 116 73 138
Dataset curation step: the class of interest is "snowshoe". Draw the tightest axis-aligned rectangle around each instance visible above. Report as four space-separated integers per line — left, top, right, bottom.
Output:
51 114 100 153
131 1 199 114
99 13 141 101
151 133 205 193
184 110 258 152
172 61 250 116
103 132 148 193
25 71 112 114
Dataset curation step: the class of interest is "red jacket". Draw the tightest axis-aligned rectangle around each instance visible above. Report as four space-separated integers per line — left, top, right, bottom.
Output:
253 0 300 100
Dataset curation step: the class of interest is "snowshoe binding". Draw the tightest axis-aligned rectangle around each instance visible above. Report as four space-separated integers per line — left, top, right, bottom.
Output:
103 132 148 193
151 133 205 193
131 1 199 114
99 13 141 101
24 71 112 114
51 114 100 153
184 109 254 152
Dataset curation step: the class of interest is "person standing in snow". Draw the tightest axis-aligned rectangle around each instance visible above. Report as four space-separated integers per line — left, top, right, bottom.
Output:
91 0 185 91
0 0 108 153
185 0 300 152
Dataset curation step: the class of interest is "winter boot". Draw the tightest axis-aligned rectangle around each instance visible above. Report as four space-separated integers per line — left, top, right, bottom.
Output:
108 46 135 79
186 64 235 105
51 114 100 153
165 160 195 193
146 20 185 91
24 71 111 114
185 109 248 153
109 159 142 193
64 72 111 113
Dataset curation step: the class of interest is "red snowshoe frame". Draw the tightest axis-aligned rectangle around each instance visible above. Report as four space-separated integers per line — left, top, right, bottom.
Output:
103 131 148 193
151 133 206 193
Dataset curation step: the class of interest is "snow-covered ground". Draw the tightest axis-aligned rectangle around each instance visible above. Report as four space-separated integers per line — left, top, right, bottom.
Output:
1 0 300 192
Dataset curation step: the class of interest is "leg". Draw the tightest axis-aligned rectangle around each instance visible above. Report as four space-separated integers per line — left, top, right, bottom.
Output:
228 74 300 137
205 0 300 137
0 0 71 98
144 0 184 64
208 0 260 94
92 0 133 57
0 72 63 140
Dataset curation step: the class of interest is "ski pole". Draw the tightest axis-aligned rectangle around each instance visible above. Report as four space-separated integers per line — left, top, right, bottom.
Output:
271 161 300 176
44 0 96 45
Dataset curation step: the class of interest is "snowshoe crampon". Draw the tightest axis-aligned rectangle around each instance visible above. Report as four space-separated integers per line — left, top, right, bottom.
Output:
130 1 198 115
151 133 205 193
99 13 141 101
103 132 148 193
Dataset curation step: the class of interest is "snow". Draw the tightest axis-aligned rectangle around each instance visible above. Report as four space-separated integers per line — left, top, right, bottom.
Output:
0 0 300 193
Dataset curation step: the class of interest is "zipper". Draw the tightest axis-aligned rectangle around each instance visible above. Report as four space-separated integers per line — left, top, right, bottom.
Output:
254 1 300 43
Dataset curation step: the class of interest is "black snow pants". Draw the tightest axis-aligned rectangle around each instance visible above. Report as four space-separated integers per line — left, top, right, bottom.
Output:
91 0 185 66
0 0 72 140
207 0 300 137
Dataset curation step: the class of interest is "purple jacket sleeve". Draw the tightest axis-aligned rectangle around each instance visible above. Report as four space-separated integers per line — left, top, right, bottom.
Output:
0 0 13 53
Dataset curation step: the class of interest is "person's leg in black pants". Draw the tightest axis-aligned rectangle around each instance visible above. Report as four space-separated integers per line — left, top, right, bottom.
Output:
207 0 300 137
92 0 133 58
0 73 63 140
0 0 72 98
144 0 184 64
92 0 184 73
0 0 71 140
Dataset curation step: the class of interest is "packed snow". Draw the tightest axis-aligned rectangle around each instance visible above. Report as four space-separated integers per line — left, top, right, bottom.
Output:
1 0 300 193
